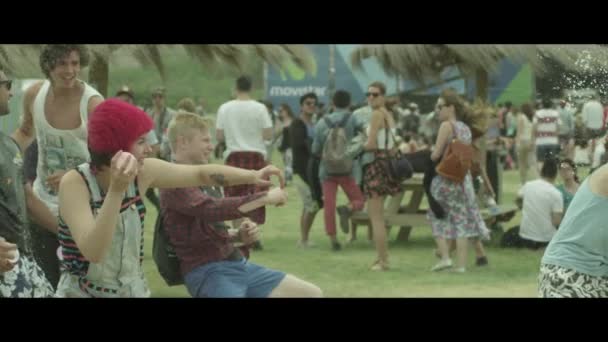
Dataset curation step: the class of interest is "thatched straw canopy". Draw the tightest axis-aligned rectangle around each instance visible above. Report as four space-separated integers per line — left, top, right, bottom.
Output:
0 44 314 79
351 44 608 86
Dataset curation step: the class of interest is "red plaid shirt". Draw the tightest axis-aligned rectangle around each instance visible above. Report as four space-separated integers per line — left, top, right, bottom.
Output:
160 186 266 276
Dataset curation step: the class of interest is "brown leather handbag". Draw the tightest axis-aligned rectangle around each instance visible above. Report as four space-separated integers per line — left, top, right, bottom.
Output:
436 122 474 183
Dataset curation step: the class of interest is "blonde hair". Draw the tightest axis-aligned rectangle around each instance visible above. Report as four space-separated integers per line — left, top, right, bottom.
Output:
167 111 213 151
469 100 493 139
176 97 197 113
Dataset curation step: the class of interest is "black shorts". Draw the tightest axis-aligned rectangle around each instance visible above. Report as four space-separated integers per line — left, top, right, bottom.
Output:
536 145 560 162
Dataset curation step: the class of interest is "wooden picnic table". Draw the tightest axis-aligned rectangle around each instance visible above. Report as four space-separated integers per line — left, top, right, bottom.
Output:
350 173 518 242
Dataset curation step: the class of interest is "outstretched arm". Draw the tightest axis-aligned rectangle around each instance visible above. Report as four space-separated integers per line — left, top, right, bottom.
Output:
141 158 284 192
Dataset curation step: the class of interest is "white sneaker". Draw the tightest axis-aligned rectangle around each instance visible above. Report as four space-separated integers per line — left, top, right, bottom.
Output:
450 267 466 273
296 240 316 249
431 259 453 272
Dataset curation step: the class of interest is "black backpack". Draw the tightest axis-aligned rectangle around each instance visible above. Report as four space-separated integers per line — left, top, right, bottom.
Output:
152 212 183 286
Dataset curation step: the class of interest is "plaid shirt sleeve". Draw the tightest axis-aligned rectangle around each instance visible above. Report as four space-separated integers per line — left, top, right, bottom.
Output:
161 187 267 223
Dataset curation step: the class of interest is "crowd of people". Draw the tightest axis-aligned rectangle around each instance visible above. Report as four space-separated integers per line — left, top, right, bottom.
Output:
1 44 606 297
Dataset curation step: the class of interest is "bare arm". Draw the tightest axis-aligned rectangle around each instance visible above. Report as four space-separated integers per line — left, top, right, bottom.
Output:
141 158 283 192
551 212 563 228
58 152 140 263
431 122 453 162
262 127 273 141
364 110 383 151
11 82 43 152
87 95 104 115
58 171 125 263
24 184 57 234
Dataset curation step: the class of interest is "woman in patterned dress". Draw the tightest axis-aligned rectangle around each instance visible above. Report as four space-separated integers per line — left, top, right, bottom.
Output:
427 89 490 273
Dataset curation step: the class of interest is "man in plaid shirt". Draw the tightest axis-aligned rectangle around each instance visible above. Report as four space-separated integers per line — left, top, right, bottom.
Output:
160 112 322 298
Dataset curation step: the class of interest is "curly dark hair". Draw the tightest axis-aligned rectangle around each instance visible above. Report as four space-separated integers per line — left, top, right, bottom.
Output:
39 45 90 79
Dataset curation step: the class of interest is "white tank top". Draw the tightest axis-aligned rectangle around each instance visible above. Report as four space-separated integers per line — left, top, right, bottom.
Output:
32 80 103 216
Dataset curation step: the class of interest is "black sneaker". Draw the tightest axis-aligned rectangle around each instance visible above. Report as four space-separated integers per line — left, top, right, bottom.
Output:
336 205 352 234
476 256 488 266
331 241 342 251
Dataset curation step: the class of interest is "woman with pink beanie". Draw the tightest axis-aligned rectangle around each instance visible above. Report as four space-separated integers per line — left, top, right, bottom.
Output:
54 99 284 297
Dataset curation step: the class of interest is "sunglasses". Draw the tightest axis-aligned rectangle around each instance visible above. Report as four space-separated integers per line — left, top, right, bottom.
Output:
0 80 12 91
366 92 381 98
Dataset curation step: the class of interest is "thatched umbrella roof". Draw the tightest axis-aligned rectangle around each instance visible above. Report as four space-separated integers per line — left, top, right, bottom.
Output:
1 44 314 77
0 44 314 96
350 44 608 89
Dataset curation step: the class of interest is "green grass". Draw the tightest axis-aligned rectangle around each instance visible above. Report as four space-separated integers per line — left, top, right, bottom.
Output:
103 49 543 297
142 151 543 298
107 48 264 113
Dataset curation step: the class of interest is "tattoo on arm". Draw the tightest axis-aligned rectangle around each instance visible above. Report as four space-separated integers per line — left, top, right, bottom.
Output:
210 173 227 187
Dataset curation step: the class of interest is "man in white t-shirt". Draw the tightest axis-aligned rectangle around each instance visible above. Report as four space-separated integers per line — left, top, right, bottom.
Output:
582 95 605 165
503 158 563 249
532 98 562 170
215 75 273 253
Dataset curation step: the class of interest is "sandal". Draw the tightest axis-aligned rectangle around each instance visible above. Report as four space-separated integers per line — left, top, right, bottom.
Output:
370 259 390 271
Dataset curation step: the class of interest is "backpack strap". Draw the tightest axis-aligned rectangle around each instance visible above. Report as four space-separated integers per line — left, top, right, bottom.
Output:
338 113 352 127
75 164 103 205
324 113 352 130
323 116 335 129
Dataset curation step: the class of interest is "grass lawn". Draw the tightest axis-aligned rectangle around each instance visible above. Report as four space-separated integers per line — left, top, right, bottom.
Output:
143 151 546 298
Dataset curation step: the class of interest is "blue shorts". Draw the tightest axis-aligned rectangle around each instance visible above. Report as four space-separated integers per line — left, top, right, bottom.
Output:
184 258 286 298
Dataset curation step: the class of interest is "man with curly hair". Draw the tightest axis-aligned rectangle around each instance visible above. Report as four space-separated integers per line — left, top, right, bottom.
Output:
10 45 104 288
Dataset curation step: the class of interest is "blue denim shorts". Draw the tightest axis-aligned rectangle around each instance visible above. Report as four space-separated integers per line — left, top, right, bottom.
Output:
184 258 286 298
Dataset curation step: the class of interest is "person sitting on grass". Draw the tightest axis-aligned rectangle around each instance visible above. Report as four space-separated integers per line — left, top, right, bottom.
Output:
501 157 563 250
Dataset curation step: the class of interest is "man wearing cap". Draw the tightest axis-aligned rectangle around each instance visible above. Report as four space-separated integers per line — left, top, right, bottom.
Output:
146 87 175 161
144 87 175 212
0 70 56 297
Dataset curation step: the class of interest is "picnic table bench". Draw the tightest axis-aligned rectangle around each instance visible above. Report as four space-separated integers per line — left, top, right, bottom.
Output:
350 173 518 242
